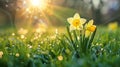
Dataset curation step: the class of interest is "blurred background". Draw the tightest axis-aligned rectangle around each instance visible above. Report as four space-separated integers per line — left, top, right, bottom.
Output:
0 0 120 29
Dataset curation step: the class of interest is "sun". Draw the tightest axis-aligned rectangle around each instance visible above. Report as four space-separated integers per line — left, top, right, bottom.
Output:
31 0 40 6
30 0 47 9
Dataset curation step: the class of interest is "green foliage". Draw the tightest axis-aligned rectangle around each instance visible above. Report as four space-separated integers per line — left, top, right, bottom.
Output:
0 27 120 67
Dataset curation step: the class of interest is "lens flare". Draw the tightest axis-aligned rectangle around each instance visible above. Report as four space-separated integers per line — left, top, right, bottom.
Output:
30 0 47 9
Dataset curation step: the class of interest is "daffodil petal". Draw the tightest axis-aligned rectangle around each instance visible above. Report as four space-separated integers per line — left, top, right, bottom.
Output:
67 17 73 24
85 19 94 30
85 30 91 37
70 25 75 31
74 13 80 19
76 26 80 30
80 18 86 24
85 23 88 29
79 25 83 30
88 19 94 26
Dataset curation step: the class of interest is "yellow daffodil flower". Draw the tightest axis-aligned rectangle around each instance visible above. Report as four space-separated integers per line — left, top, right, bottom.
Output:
67 13 86 31
85 20 96 37
57 55 63 61
0 51 3 59
15 53 20 57
108 22 118 32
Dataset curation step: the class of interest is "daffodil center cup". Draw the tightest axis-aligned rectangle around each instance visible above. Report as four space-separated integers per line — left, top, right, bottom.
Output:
72 19 80 27
87 25 96 32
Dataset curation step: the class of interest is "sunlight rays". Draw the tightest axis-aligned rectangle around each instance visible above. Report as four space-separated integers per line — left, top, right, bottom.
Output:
15 0 71 29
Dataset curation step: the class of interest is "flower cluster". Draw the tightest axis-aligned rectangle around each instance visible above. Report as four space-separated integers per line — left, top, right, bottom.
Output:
67 13 96 37
66 13 97 56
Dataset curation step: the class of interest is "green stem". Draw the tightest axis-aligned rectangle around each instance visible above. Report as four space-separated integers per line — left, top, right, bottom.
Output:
66 27 76 50
73 30 79 45
87 28 97 49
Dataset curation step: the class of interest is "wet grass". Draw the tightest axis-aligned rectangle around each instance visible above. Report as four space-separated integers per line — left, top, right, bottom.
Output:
0 26 120 67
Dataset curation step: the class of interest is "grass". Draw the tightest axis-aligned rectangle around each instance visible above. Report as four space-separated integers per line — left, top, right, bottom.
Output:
0 26 120 67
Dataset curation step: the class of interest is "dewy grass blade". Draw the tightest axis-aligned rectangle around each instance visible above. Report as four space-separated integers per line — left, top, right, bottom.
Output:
64 35 71 44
